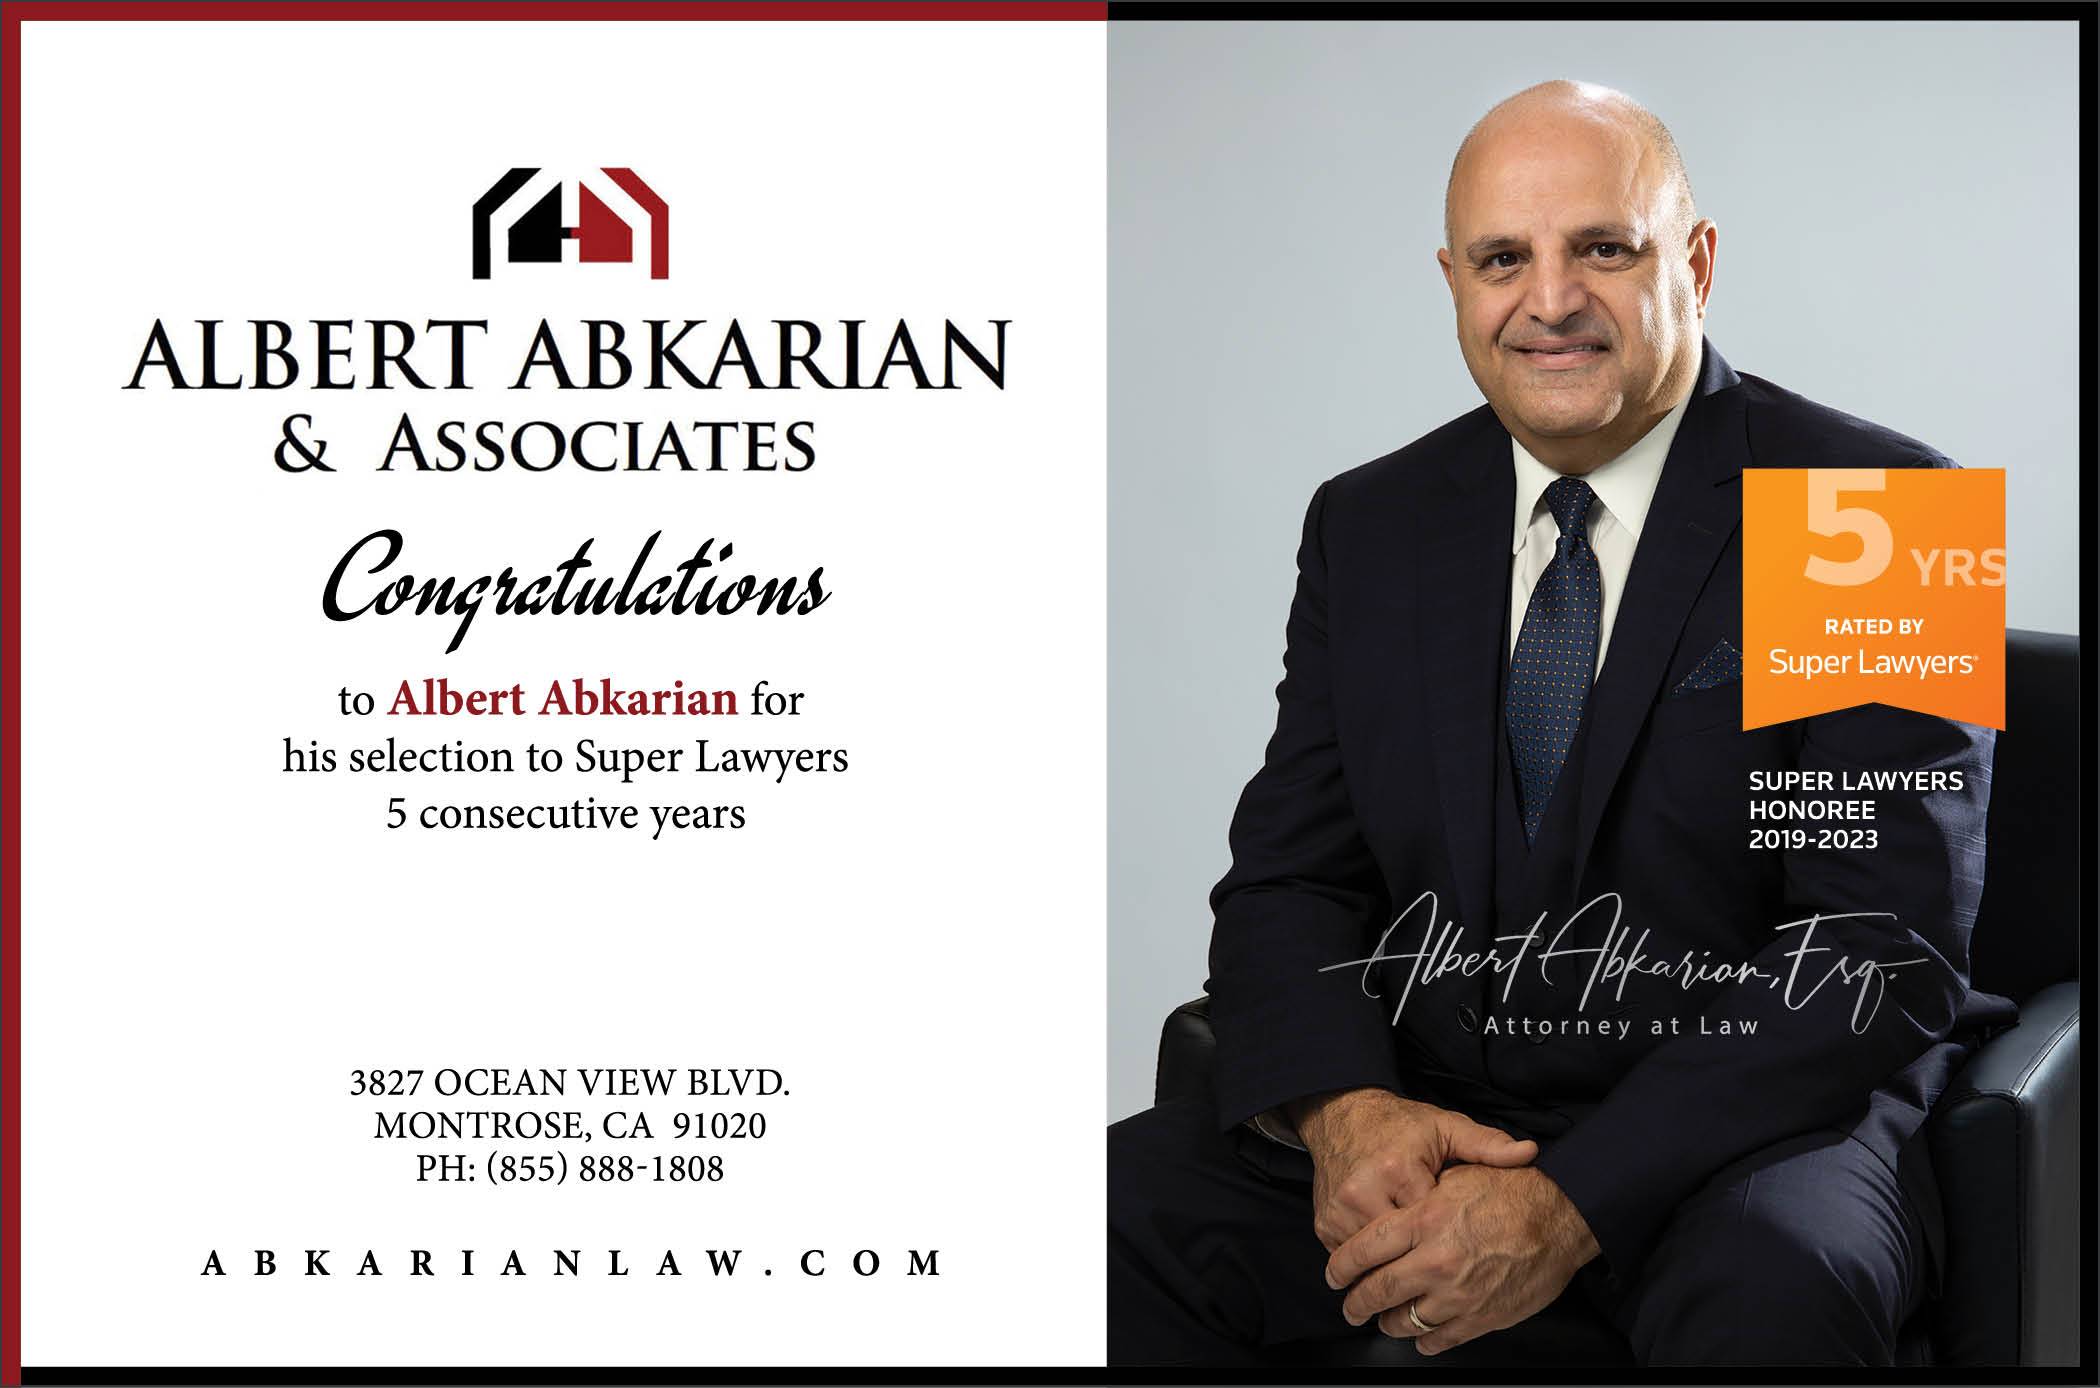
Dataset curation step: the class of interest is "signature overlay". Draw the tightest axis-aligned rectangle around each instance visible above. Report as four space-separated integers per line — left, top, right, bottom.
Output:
1319 890 1931 1034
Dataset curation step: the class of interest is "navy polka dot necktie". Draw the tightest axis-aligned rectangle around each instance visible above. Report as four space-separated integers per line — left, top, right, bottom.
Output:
1507 476 1601 843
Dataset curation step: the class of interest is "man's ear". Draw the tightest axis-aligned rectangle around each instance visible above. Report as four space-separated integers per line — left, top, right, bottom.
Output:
1437 247 1456 296
1687 218 1718 316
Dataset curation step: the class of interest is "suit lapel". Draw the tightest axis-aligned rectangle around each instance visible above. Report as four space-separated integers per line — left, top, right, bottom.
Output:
1571 342 1748 888
1418 413 1513 941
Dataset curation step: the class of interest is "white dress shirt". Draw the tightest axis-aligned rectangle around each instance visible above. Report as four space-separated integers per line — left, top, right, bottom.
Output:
1507 392 1691 673
1243 391 1694 1152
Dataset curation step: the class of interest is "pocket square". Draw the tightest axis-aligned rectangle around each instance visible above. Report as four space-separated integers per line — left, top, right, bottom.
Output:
1672 639 1742 696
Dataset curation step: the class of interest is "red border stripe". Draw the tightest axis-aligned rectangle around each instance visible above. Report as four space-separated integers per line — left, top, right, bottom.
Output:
3 4 21 1383
4 3 1105 19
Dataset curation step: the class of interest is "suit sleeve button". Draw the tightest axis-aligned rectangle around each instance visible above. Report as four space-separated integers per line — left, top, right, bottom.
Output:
1457 1004 1479 1033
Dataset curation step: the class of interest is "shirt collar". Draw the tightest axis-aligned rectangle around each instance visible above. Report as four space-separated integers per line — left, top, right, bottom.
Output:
1509 390 1693 554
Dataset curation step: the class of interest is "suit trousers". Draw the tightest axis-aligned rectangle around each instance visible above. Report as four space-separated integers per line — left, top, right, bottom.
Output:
1106 1094 1931 1367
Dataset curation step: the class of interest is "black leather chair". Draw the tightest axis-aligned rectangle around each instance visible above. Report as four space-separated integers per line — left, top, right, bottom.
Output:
1152 629 2082 1366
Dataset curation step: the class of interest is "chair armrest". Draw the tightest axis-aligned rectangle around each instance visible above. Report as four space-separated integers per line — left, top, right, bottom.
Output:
1927 980 2081 1365
1154 996 1216 1106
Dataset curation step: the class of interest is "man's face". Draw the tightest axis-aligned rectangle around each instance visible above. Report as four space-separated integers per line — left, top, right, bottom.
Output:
1439 112 1712 455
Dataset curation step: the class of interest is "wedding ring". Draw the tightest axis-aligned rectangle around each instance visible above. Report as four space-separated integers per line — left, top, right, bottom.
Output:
1407 1300 1438 1333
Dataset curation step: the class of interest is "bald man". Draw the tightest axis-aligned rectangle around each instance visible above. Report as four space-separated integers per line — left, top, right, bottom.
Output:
1107 82 2011 1366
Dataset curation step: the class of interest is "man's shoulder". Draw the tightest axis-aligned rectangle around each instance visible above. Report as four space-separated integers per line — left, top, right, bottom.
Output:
1735 370 1957 471
1309 363 1957 520
1318 403 1503 509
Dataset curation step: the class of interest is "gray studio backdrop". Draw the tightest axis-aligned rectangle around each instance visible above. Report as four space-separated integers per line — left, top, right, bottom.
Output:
1107 20 2081 1122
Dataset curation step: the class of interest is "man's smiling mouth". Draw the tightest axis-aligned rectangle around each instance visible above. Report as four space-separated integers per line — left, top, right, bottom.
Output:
1510 340 1609 368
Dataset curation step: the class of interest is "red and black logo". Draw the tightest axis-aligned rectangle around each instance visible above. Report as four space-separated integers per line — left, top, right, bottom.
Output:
472 168 668 280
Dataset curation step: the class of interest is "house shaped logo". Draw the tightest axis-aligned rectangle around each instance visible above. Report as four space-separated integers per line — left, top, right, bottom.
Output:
472 167 668 280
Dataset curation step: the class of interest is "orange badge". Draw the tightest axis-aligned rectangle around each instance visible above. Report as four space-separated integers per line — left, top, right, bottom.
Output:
1742 468 2005 730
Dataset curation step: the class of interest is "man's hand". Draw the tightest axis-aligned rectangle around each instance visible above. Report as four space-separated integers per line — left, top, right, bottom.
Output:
1323 1163 1600 1355
1286 1087 1538 1252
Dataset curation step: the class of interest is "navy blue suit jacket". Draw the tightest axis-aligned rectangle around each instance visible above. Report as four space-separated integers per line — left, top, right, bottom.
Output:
1204 341 2014 1280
